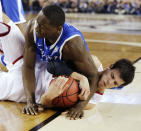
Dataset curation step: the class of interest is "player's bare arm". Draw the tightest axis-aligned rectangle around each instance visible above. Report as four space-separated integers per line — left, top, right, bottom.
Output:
41 71 90 108
70 72 90 100
41 76 69 107
62 36 99 119
22 20 39 115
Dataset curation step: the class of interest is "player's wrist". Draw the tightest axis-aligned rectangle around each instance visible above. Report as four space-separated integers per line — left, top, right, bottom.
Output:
41 94 53 107
80 75 89 88
42 93 54 101
26 97 35 105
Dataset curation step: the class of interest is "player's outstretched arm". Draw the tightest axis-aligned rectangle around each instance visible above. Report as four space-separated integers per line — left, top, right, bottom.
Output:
22 20 39 115
62 36 99 119
70 72 90 100
41 76 69 107
46 61 90 100
63 88 97 120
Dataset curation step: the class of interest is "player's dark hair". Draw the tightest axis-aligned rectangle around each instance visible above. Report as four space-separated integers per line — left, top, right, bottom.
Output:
111 59 135 86
42 5 65 26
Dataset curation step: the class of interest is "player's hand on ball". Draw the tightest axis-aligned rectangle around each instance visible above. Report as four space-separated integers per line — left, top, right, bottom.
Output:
79 76 90 100
64 107 84 120
47 76 69 99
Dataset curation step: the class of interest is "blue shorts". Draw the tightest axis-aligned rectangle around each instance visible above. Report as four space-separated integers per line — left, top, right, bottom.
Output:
1 0 26 24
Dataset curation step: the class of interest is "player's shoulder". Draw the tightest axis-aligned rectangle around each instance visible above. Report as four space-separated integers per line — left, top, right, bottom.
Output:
62 36 87 60
65 35 84 49
24 19 36 46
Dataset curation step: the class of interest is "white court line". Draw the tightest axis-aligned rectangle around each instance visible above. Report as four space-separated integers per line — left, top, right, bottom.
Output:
86 39 141 47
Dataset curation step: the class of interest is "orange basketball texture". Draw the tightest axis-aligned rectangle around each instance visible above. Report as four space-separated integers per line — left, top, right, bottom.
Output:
52 77 80 108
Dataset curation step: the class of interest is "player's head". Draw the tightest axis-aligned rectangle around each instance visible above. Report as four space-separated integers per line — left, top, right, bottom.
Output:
0 22 11 37
36 5 65 38
98 59 135 89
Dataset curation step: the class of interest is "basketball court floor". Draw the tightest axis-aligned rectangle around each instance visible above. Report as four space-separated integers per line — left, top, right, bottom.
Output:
0 14 141 131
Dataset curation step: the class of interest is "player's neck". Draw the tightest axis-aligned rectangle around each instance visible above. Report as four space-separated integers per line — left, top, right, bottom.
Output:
45 33 60 45
97 72 103 88
45 29 62 45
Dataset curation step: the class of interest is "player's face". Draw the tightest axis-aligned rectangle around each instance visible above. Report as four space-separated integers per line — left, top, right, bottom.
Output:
36 11 59 39
98 69 124 89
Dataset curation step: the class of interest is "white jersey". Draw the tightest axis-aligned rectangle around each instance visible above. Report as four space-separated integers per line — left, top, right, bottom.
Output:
0 21 24 70
0 60 53 104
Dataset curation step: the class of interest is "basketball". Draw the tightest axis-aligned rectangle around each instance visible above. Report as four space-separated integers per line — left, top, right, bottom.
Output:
52 77 80 108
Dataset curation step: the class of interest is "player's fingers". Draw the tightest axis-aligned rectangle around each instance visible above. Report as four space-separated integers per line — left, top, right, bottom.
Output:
54 76 62 87
71 112 78 120
75 112 82 120
86 90 90 96
61 78 69 90
28 107 36 115
67 110 74 119
70 112 78 120
38 105 45 112
82 90 90 100
59 79 68 95
25 108 31 115
78 90 85 100
59 77 68 87
79 88 85 96
31 107 38 115
55 77 67 89
80 112 84 119
85 90 90 99
61 111 68 115
22 107 26 114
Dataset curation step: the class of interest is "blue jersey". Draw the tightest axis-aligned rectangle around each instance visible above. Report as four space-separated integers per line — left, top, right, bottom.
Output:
33 22 89 62
0 0 26 24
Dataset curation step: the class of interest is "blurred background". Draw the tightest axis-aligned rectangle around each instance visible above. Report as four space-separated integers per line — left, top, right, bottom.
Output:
22 0 141 15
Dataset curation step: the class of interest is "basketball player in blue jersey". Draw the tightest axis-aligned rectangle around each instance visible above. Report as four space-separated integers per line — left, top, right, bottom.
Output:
23 5 93 118
22 5 135 119
0 0 26 33
0 12 136 120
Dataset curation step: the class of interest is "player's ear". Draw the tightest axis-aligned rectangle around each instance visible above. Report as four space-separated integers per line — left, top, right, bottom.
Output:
104 64 113 70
